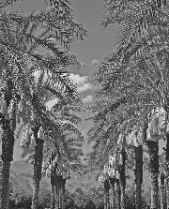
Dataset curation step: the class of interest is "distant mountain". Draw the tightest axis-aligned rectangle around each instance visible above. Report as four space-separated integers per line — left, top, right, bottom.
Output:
10 160 51 197
9 158 160 204
10 160 100 197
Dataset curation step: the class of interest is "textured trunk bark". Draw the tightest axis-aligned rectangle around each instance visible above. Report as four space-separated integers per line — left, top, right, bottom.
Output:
55 184 59 209
51 164 57 209
160 173 167 209
56 183 61 209
31 130 44 209
61 178 66 209
165 133 169 209
32 179 40 209
109 178 116 209
104 179 110 209
134 145 143 209
51 183 56 209
135 183 142 209
119 149 126 209
1 121 15 209
116 179 121 209
56 175 63 209
0 79 18 209
120 184 125 209
147 141 159 209
1 162 11 209
59 178 62 209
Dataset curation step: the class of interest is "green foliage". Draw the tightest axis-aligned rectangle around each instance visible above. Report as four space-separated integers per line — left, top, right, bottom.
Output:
103 0 169 58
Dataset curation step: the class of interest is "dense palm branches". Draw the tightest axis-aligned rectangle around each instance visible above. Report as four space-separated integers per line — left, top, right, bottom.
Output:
87 1 169 209
0 0 86 208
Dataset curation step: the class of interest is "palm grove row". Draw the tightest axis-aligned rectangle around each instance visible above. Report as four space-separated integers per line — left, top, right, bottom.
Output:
88 0 169 209
0 0 87 209
0 0 169 209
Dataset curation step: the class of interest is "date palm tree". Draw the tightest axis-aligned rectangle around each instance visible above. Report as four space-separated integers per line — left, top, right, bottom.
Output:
0 2 86 208
160 173 166 209
42 122 84 209
20 96 84 209
93 1 169 208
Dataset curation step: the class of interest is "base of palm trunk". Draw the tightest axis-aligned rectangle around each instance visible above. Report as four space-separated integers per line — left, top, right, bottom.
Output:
135 183 142 209
104 179 110 209
31 179 40 209
134 146 143 209
109 178 116 209
51 184 56 209
166 168 169 209
116 179 121 209
1 161 11 209
160 173 167 209
56 184 60 209
119 148 126 209
165 134 169 209
147 141 159 209
32 135 43 209
61 179 66 209
120 185 126 209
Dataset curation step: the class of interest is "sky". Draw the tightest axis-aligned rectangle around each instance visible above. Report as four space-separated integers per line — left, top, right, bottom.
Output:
68 0 119 151
71 0 119 72
10 0 119 74
7 0 120 160
1 0 166 160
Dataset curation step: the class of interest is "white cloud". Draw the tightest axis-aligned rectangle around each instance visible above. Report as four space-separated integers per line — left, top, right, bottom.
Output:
82 95 93 104
69 73 92 93
90 59 99 66
69 74 88 85
80 61 86 67
78 83 92 93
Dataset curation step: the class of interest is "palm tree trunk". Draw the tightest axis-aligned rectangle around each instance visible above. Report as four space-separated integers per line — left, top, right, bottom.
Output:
59 178 62 209
61 178 66 209
160 173 167 209
1 123 15 209
32 179 40 209
1 161 11 209
0 91 17 209
57 175 62 209
55 183 59 209
104 179 110 209
31 131 44 209
116 179 121 209
147 141 159 209
56 183 60 209
134 145 143 209
119 148 126 209
51 165 58 209
109 178 116 209
51 183 56 209
165 133 169 209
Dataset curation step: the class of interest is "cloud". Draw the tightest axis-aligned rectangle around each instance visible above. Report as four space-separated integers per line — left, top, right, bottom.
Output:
82 95 93 104
80 61 86 67
69 74 88 85
90 59 99 66
78 83 92 93
69 73 92 93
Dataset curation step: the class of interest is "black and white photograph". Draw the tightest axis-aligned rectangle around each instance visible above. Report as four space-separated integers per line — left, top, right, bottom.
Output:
0 0 169 209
